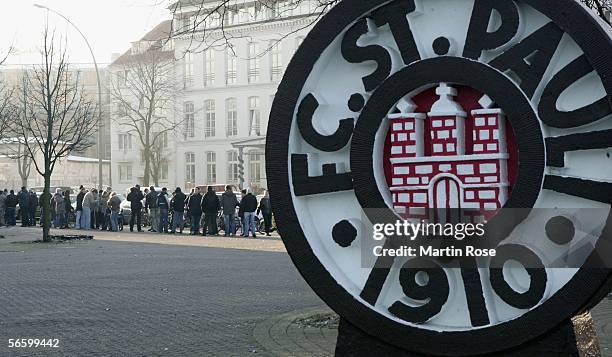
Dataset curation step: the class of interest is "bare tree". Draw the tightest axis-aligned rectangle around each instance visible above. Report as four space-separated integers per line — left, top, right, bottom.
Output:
168 0 337 54
579 0 612 26
111 45 180 187
16 144 32 188
0 82 13 140
11 26 97 242
149 138 168 186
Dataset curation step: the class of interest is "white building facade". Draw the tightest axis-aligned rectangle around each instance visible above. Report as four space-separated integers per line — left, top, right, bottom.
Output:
110 0 323 193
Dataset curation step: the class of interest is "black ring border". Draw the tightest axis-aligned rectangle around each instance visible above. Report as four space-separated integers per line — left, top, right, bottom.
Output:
266 0 612 355
350 57 544 231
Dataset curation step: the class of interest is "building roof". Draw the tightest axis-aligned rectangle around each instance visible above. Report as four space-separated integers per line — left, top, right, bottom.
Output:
140 20 173 41
67 155 111 163
110 20 174 67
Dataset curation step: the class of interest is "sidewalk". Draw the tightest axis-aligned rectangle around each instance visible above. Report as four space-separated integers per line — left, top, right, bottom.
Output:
3 226 286 253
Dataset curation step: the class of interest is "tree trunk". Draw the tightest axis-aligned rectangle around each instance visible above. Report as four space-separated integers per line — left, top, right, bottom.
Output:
21 177 28 189
41 173 52 242
143 147 151 186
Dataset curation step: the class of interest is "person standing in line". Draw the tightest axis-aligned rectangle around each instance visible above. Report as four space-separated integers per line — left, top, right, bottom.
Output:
82 188 96 230
53 188 65 228
238 189 247 232
75 185 85 229
63 190 72 228
170 187 186 234
157 188 169 234
145 186 159 233
240 189 258 238
187 187 203 235
5 190 17 226
202 186 220 236
221 185 239 237
0 189 7 227
101 187 112 231
17 186 30 227
108 192 122 232
257 190 272 236
127 185 144 232
91 189 99 229
95 190 104 229
29 190 38 227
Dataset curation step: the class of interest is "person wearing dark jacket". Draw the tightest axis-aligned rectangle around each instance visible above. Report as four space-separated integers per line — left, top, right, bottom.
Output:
157 188 169 233
17 187 30 226
127 185 145 232
28 191 38 227
75 186 85 229
221 186 239 236
201 186 220 236
240 189 258 238
238 189 247 221
187 188 203 235
145 187 159 232
257 190 272 236
170 187 187 234
63 190 72 228
5 190 18 226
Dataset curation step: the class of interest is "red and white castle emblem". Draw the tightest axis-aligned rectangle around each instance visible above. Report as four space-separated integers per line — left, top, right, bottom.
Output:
385 83 516 223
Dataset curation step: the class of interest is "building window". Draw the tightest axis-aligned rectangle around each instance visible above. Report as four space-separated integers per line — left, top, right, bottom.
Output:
160 162 168 181
204 99 216 138
226 98 237 137
226 49 237 85
227 150 239 184
206 151 216 184
270 40 283 81
247 43 260 83
184 52 194 88
203 49 215 86
248 96 261 136
225 7 238 25
249 150 263 183
185 152 196 186
154 131 168 149
118 164 132 182
184 102 195 138
118 133 132 151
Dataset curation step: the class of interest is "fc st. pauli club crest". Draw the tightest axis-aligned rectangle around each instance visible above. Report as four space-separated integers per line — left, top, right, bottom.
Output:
266 0 612 355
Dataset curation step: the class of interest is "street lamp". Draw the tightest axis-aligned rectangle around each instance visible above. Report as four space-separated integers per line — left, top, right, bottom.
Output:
34 3 105 190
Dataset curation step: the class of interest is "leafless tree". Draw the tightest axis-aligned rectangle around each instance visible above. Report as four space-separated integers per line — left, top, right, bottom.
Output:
579 0 612 26
11 26 97 242
149 139 168 186
0 82 13 140
168 0 338 55
110 46 181 187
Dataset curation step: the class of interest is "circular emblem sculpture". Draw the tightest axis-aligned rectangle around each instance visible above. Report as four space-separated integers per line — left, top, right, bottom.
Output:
266 0 612 355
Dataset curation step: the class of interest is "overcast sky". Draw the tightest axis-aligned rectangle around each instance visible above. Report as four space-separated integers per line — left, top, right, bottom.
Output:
0 0 170 67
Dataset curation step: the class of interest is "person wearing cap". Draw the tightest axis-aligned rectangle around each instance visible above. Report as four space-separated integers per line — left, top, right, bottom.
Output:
157 188 170 233
170 187 187 234
240 188 258 238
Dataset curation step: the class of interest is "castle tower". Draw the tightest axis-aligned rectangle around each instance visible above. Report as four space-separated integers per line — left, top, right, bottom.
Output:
387 113 425 160
428 83 466 156
470 108 507 155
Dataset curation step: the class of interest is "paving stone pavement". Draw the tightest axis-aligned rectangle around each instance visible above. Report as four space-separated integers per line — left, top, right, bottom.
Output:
0 227 611 356
0 227 324 357
253 307 337 357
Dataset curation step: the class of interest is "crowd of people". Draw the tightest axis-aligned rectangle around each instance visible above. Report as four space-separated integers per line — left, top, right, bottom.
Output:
0 185 273 238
